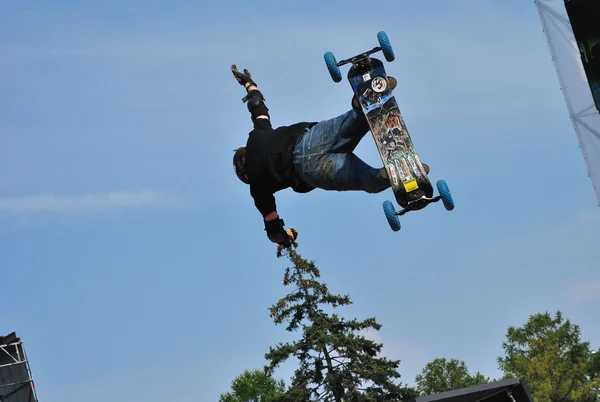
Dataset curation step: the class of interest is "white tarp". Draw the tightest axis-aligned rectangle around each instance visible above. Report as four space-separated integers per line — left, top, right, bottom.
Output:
535 0 600 205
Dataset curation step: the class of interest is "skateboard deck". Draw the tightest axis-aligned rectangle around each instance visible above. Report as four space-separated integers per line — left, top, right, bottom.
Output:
347 58 433 209
323 30 454 230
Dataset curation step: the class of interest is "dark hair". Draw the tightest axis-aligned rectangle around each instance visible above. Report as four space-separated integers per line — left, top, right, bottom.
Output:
233 146 249 184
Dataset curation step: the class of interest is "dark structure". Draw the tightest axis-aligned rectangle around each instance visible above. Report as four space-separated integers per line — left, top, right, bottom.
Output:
564 0 600 113
409 378 535 402
0 333 39 402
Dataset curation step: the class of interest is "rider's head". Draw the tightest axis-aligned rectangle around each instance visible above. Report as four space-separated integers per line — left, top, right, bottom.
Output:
233 146 249 184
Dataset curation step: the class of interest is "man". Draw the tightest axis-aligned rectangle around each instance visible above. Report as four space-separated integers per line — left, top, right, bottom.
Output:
231 64 429 247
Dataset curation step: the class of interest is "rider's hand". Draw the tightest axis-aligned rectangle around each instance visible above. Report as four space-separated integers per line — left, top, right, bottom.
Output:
231 64 256 90
279 228 298 249
286 229 298 243
265 218 298 248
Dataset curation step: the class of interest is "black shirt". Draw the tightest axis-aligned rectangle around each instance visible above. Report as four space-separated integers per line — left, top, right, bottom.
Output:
245 118 317 218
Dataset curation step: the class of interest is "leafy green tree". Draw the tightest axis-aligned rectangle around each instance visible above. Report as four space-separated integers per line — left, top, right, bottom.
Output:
414 357 490 395
219 369 286 402
264 246 416 402
498 311 600 402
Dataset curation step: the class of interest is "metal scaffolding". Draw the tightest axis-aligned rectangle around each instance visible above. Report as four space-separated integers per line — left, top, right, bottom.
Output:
534 0 600 206
0 333 39 402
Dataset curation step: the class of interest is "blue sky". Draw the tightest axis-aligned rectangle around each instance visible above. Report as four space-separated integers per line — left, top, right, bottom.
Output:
1 1 599 401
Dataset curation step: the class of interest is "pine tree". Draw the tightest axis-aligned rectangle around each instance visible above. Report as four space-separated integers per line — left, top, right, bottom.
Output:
264 246 416 402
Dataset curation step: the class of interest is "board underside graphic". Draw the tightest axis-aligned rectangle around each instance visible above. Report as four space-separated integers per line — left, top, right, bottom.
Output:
349 59 433 206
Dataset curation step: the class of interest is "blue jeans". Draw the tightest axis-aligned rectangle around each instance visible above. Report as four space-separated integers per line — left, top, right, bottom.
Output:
292 109 390 193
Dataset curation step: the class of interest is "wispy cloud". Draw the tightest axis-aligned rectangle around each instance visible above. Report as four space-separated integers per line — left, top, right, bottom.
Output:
566 280 600 302
0 190 182 215
552 208 600 237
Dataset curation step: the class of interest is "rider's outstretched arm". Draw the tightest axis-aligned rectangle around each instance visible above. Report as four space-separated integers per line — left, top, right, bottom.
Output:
231 65 270 125
252 183 293 246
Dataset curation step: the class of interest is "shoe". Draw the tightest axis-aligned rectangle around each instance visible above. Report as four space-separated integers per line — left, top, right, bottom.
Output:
352 76 398 110
388 76 397 91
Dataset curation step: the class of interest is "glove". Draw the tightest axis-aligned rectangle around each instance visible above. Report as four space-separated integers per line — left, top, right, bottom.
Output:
265 218 298 248
231 64 256 90
277 228 298 250
286 228 298 242
284 228 298 248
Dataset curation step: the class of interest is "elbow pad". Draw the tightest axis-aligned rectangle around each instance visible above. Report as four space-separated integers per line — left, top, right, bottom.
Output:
244 90 270 122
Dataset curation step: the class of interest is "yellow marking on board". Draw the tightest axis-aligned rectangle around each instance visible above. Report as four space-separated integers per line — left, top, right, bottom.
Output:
403 178 419 192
